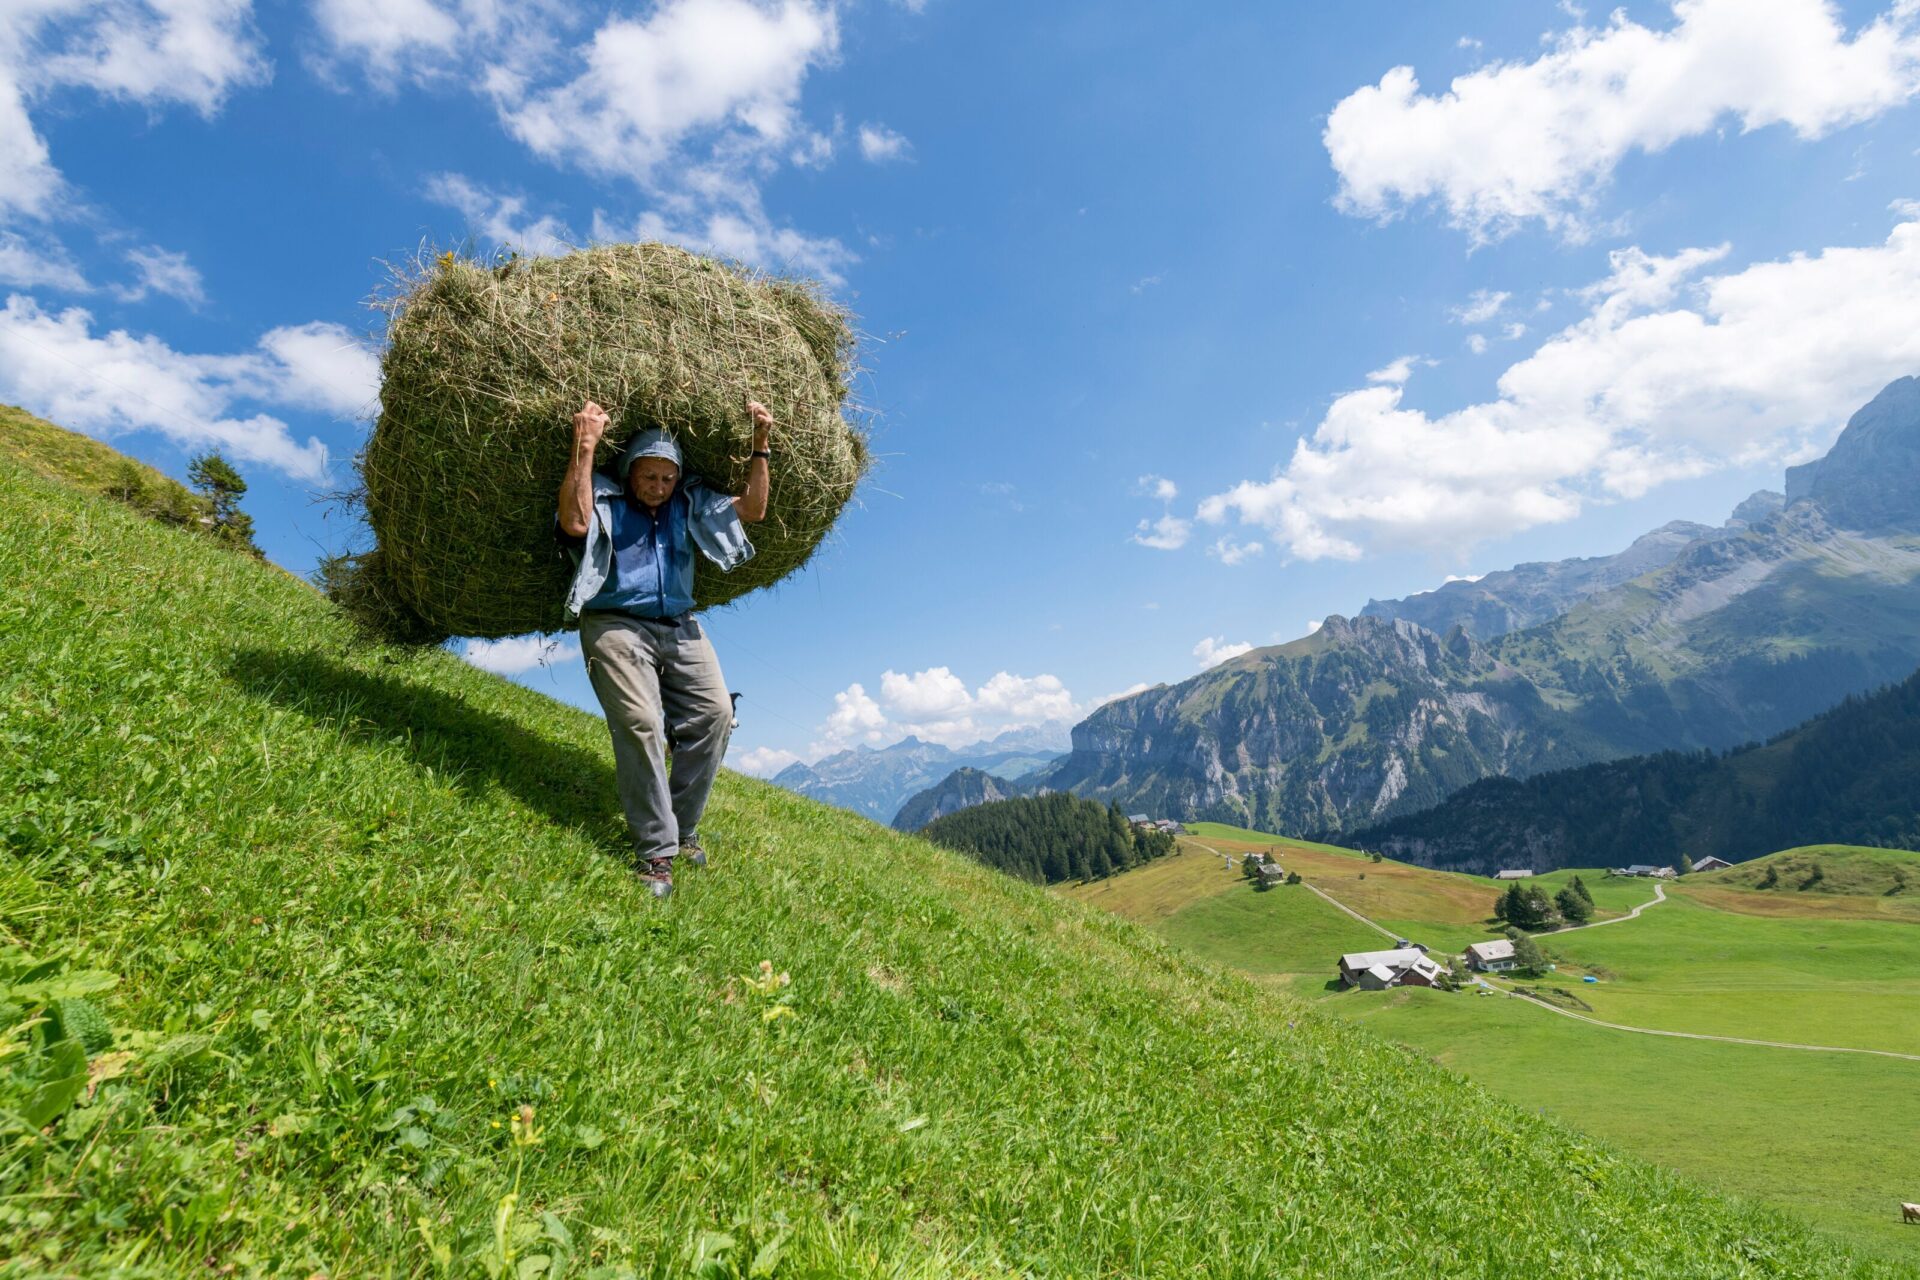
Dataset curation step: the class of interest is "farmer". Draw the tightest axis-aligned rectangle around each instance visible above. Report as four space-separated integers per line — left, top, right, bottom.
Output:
556 398 774 897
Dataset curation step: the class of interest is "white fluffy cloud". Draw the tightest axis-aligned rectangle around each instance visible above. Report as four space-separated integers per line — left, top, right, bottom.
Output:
1136 473 1177 501
309 0 461 83
1206 535 1264 566
1197 214 1920 560
0 231 88 291
0 294 353 479
493 0 839 184
315 0 858 285
811 667 1083 753
424 173 577 257
1365 355 1429 385
0 1 268 222
117 245 207 306
1327 0 1920 240
1131 513 1191 550
598 202 856 285
1193 636 1254 669
734 745 803 777
1452 289 1509 324
857 121 910 162
463 633 581 675
252 321 382 417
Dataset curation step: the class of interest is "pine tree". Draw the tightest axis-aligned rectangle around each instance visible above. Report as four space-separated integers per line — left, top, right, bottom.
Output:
1505 927 1548 974
187 451 258 553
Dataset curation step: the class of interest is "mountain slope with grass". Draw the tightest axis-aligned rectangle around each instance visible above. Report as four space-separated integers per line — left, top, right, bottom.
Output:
2 434 1912 1276
1341 671 1920 875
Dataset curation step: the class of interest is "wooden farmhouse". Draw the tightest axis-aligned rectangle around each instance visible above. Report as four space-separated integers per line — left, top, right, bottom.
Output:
1689 855 1734 872
1466 939 1517 973
1615 864 1677 879
1494 868 1534 880
1337 947 1445 990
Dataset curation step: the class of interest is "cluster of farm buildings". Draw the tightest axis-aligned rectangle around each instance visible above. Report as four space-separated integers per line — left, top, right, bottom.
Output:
1329 858 1732 991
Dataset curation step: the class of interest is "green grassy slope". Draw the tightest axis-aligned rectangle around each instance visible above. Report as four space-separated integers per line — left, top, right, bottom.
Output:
1 403 207 519
1530 893 1920 1055
1701 844 1920 897
2 453 1912 1276
1341 988 1920 1250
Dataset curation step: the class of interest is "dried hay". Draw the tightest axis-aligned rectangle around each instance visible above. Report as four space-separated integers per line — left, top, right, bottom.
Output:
333 242 865 644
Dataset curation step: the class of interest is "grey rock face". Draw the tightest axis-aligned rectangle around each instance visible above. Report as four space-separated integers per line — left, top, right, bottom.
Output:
1362 520 1721 640
1785 376 1920 532
892 766 1026 831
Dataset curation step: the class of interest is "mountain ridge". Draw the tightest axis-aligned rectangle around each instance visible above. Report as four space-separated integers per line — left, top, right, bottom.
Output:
1051 376 1920 834
1339 668 1920 875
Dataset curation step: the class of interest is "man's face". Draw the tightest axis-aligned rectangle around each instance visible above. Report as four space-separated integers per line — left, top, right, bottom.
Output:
629 456 680 509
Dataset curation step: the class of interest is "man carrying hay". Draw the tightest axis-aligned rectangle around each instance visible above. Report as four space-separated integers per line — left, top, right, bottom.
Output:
556 398 774 898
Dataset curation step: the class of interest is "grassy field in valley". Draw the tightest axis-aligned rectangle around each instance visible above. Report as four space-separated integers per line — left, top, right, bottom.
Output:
1340 987 1920 1249
8 417 1908 1274
1531 885 1920 1055
1073 822 1920 1255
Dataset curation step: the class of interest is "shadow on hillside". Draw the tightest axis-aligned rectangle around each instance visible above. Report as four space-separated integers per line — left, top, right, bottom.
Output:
226 647 630 855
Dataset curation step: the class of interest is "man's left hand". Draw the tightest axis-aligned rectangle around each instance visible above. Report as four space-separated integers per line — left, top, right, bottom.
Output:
747 400 776 448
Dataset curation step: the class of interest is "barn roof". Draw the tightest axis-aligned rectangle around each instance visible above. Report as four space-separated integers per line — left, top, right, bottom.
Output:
1340 947 1427 972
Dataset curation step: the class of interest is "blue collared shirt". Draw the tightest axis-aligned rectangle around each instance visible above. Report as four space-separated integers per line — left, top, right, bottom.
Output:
558 472 754 620
585 489 694 617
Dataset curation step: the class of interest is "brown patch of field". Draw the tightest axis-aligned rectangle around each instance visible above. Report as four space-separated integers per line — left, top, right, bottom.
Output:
1058 842 1246 923
1675 882 1920 923
1232 839 1499 928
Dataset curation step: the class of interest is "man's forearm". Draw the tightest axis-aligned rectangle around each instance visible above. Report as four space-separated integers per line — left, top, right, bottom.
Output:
557 438 598 535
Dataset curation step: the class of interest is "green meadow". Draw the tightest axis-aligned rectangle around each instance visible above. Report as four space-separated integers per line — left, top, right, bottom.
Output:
1339 987 1920 1251
1078 819 1920 1256
1524 891 1920 1054
10 417 1906 1274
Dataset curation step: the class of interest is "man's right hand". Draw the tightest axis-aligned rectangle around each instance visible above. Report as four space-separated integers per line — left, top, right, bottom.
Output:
573 400 610 450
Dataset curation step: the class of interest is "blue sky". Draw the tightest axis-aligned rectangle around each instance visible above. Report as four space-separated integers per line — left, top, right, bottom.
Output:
5 0 1920 774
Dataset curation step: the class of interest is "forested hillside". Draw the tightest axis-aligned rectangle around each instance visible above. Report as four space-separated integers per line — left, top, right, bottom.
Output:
920 793 1174 884
1342 669 1920 874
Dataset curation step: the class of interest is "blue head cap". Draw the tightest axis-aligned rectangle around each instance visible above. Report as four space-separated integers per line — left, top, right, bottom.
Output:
620 428 682 477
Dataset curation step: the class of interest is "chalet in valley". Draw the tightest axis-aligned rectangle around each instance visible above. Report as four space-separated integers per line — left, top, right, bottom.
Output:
1337 947 1445 990
1614 864 1676 879
1493 868 1534 880
1689 855 1734 872
1466 939 1518 973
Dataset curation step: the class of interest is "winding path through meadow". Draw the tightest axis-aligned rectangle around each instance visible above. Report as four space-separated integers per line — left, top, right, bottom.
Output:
1191 842 1920 1063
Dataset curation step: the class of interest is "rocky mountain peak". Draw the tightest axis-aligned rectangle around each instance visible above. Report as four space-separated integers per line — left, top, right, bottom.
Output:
1727 489 1785 529
1784 375 1920 532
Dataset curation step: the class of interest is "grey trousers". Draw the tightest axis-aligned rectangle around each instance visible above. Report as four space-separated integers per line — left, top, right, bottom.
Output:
579 611 732 862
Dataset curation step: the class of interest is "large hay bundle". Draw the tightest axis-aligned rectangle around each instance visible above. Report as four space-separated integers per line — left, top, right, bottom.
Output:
338 242 865 643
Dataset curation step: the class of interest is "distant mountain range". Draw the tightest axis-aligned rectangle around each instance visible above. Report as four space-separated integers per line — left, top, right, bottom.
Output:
771 727 1065 825
1340 668 1920 876
1036 376 1920 834
892 766 1040 832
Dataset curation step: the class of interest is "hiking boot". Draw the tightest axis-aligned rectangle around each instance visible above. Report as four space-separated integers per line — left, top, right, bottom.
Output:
680 837 708 868
638 856 674 899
